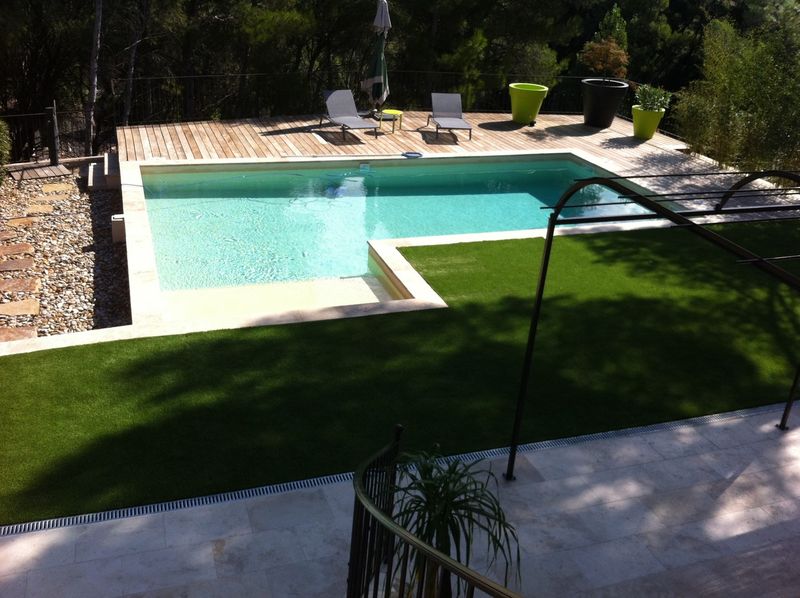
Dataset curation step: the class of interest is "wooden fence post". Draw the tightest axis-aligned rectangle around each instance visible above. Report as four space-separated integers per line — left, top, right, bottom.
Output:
45 100 60 165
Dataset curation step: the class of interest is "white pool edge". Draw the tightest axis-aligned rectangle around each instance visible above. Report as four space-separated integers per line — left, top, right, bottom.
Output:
0 148 736 356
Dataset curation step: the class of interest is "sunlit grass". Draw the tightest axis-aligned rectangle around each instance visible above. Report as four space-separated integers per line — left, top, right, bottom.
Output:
0 220 798 525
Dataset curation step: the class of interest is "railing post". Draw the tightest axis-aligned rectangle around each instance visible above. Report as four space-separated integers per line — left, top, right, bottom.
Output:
778 363 800 431
45 100 60 165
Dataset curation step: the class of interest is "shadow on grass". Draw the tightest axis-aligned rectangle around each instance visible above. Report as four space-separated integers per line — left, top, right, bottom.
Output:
4 279 796 524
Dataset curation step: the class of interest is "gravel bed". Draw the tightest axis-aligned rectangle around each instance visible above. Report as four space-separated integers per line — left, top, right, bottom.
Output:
0 171 131 336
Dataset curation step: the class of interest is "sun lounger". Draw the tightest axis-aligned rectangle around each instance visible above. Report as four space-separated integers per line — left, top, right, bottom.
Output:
427 93 472 140
319 90 379 139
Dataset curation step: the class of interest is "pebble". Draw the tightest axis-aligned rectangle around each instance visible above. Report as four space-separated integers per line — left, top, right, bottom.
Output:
0 172 131 336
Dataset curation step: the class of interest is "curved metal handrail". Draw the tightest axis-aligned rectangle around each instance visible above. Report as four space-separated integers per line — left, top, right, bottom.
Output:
347 426 520 598
714 170 800 211
505 171 800 480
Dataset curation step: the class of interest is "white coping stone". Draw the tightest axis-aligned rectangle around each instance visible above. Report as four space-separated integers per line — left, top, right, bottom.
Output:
2 147 778 357
74 515 166 562
164 502 252 548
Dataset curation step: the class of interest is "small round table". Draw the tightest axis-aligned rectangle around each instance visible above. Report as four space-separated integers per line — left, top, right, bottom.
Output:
377 109 403 133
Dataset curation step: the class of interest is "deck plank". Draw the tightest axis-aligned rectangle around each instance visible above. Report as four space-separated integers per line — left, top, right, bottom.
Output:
234 119 267 158
186 122 212 160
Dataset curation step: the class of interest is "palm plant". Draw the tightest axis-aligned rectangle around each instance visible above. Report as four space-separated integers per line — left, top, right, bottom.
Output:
393 451 520 597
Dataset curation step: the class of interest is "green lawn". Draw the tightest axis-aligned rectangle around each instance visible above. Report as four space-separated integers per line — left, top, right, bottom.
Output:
2 220 799 525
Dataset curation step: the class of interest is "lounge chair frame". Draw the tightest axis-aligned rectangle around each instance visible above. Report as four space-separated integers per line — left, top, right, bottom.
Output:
319 90 379 139
427 93 473 140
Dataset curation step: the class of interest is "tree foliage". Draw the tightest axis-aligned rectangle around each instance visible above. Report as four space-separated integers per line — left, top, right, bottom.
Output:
579 39 629 78
0 120 10 174
580 4 629 78
0 0 797 151
595 3 628 50
675 19 800 169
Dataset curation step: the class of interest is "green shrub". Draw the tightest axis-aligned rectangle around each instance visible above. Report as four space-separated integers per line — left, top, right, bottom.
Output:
634 84 672 111
0 120 10 174
675 19 800 169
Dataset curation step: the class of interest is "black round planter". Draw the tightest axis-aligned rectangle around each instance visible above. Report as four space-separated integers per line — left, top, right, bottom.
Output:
581 78 629 128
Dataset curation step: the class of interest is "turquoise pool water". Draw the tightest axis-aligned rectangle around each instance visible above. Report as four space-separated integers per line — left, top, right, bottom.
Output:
142 157 647 290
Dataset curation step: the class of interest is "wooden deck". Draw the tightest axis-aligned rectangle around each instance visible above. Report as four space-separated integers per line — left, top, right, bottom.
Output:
116 112 747 199
116 112 687 160
8 163 70 181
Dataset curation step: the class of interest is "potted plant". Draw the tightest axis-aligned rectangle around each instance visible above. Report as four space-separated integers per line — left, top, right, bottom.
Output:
632 84 672 140
394 451 520 597
579 4 630 128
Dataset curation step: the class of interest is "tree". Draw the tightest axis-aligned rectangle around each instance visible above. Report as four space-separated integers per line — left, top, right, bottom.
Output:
85 0 103 154
579 4 629 78
579 39 628 78
595 3 628 50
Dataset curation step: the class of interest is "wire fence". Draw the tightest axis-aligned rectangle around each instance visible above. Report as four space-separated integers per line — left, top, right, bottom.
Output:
1 110 90 164
1 70 679 164
110 71 594 125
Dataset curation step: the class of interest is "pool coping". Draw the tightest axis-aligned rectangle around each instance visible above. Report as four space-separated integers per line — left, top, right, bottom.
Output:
0 147 744 356
121 149 638 325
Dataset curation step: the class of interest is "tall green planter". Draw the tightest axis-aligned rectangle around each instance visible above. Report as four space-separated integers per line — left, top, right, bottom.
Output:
509 83 549 125
632 105 665 140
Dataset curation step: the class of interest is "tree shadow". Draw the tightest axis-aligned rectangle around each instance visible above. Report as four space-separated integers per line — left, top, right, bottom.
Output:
560 223 800 365
600 136 648 149
5 264 797 523
84 186 131 328
259 123 317 136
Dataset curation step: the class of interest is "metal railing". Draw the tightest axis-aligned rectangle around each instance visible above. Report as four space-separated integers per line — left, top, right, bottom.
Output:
347 426 520 598
110 71 611 125
1 108 89 164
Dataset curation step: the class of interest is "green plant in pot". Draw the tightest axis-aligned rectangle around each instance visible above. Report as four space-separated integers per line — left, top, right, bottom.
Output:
579 4 630 128
632 84 672 140
394 451 520 597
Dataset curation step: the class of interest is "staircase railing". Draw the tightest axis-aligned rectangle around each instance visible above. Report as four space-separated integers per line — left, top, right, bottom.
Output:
346 426 520 598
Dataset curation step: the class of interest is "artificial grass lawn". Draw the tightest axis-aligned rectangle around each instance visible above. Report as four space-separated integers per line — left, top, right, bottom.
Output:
1 220 800 524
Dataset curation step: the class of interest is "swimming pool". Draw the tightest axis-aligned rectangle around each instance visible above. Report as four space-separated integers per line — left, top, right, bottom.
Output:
141 156 646 290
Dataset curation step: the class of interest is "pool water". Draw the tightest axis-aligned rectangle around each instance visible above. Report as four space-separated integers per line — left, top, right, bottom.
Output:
142 158 646 290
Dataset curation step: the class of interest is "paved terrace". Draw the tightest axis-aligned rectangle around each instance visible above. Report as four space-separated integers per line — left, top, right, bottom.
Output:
2 404 800 597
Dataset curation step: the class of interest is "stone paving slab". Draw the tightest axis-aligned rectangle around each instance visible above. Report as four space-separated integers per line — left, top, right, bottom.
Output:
26 205 54 215
0 278 40 293
41 182 72 193
0 243 34 257
6 218 39 228
36 193 70 203
2 405 800 598
0 258 33 272
0 298 40 316
0 327 37 341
